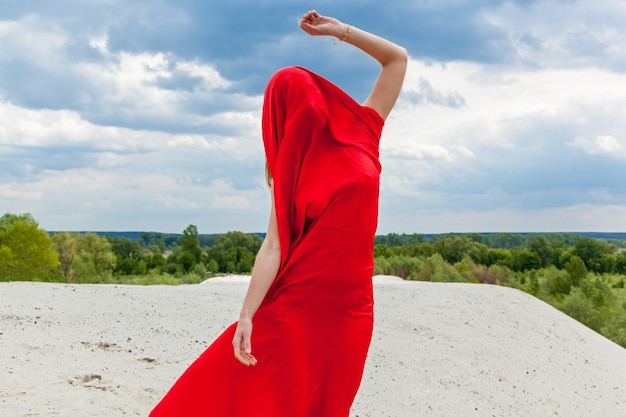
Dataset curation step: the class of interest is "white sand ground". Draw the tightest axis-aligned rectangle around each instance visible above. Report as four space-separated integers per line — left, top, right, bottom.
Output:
1 275 625 417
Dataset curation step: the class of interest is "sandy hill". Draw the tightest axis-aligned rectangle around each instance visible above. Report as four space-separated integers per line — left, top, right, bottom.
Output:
1 277 625 416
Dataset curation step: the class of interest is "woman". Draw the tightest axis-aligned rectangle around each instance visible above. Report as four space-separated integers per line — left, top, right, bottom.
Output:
150 10 406 417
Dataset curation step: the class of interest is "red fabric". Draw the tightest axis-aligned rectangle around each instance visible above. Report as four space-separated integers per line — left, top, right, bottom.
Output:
150 66 384 417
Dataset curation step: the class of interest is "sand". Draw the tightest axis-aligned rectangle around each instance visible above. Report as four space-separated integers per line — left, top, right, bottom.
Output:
1 275 625 417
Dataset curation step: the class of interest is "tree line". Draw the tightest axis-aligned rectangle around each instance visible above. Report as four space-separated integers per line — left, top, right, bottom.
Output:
1 212 625 347
373 233 626 348
0 213 261 284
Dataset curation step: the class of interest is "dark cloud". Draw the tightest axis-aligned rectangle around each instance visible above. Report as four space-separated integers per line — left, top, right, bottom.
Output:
6 0 621 126
0 145 99 178
0 62 91 111
519 32 544 50
54 0 519 96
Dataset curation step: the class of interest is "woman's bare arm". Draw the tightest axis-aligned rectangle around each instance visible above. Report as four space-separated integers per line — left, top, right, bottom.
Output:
232 184 281 366
300 10 407 120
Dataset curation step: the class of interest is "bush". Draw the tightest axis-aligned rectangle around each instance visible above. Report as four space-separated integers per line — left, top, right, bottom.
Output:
456 257 512 284
373 257 390 276
0 217 59 281
206 231 262 274
558 287 598 328
579 274 614 309
565 255 587 287
416 254 464 282
193 262 207 279
601 308 626 348
539 266 572 297
373 255 422 279
483 249 513 268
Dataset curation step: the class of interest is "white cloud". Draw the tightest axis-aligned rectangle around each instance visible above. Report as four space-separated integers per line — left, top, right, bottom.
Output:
377 57 626 230
154 193 205 210
0 14 249 131
1 167 269 232
210 195 252 210
0 100 172 152
384 58 626 165
484 0 626 69
2 1 626 234
0 183 43 201
0 15 67 64
568 135 625 156
174 61 231 90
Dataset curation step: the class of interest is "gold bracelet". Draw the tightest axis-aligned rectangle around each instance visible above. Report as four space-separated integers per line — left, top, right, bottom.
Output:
333 24 353 44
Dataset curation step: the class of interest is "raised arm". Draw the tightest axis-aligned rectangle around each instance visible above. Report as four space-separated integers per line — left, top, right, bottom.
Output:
300 10 407 120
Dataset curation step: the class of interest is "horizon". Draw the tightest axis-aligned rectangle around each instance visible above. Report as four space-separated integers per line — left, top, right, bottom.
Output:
45 230 626 238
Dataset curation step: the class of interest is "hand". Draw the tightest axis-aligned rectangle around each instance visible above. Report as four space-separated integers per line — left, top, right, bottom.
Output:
232 317 257 366
299 10 343 38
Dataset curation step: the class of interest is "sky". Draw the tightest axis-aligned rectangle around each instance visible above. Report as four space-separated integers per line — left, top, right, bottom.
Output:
1 0 626 234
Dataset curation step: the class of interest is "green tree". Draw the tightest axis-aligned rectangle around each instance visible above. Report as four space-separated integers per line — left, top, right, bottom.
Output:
179 225 201 259
410 242 435 258
108 236 143 275
573 237 615 273
465 233 491 246
373 244 392 258
206 231 263 273
206 258 219 273
432 234 472 264
493 233 525 249
615 252 626 275
146 252 167 271
0 213 37 231
510 247 541 272
483 249 513 268
0 216 59 281
527 235 554 267
559 276 615 333
51 232 80 281
579 275 614 309
72 233 116 281
601 308 626 348
416 253 464 282
377 255 422 280
178 251 197 273
375 232 404 246
558 288 597 328
565 255 587 287
599 254 617 274
550 239 569 269
539 266 571 297
467 242 489 265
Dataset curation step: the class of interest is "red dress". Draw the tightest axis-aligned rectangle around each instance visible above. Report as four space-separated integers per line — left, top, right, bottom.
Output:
150 66 384 417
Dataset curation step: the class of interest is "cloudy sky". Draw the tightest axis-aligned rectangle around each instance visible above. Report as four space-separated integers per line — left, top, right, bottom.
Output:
1 0 625 234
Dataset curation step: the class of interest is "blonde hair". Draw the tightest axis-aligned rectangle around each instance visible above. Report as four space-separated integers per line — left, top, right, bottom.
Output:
265 160 273 188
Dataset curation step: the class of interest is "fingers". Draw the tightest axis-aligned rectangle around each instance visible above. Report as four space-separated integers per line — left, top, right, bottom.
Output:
300 10 320 29
243 337 252 354
234 341 257 366
238 347 258 367
301 10 319 24
232 328 257 367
